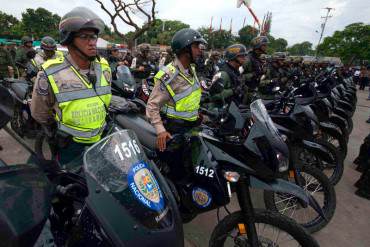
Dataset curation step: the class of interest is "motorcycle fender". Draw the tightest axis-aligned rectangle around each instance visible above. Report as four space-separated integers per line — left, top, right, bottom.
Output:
130 98 147 109
320 122 342 137
330 114 349 131
302 140 335 163
249 176 326 219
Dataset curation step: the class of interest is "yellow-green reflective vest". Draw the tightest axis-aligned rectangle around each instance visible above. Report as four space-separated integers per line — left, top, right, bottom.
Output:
155 63 201 121
42 56 112 144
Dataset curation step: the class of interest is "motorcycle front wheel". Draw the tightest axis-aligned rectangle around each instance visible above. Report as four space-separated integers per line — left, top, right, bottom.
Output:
264 165 336 233
209 210 320 247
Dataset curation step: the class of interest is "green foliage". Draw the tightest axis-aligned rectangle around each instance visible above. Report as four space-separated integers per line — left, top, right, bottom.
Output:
317 22 370 64
238 25 258 47
198 27 236 49
0 11 19 38
20 8 60 40
136 19 190 45
287 41 314 56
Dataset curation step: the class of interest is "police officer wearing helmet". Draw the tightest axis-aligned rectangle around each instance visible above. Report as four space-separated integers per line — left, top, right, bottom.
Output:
146 28 206 152
241 35 269 104
208 44 247 108
131 43 152 80
33 36 62 70
31 7 112 166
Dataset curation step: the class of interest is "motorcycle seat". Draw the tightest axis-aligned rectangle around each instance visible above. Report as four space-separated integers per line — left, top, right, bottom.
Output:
115 114 157 150
10 82 29 100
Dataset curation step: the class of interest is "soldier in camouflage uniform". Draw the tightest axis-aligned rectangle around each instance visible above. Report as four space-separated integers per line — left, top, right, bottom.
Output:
204 51 221 80
131 43 153 81
15 36 35 77
0 42 15 79
259 52 288 99
208 44 247 109
241 36 269 104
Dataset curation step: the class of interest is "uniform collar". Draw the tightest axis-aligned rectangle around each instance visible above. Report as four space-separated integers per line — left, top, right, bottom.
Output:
173 57 193 76
66 54 95 72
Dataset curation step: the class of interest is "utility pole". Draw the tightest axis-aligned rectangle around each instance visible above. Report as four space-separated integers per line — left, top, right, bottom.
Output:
316 7 334 57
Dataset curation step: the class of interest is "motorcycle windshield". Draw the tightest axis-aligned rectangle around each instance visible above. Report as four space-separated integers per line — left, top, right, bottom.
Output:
116 65 136 86
244 99 289 158
84 130 172 229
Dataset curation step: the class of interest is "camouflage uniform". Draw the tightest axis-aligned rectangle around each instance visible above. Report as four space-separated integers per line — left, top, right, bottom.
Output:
0 45 14 79
208 63 243 108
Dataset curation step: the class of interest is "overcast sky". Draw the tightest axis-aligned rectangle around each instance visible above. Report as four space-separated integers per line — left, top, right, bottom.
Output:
2 0 369 46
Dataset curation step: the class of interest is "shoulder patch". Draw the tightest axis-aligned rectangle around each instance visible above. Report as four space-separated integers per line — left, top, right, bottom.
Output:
36 72 49 96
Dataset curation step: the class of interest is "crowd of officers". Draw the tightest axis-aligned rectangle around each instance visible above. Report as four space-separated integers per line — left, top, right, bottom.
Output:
0 6 356 167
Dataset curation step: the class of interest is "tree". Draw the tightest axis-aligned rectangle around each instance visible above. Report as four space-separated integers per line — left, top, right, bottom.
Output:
0 11 19 38
287 41 314 56
238 25 258 47
270 38 288 52
198 27 236 49
317 22 370 64
136 19 189 45
20 8 60 40
95 0 156 48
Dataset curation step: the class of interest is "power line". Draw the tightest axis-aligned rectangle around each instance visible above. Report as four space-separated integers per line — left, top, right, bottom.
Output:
316 7 334 57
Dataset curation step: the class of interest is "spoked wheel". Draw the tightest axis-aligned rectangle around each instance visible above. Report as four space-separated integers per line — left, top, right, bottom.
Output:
209 210 320 247
295 143 343 185
317 130 347 161
264 165 336 233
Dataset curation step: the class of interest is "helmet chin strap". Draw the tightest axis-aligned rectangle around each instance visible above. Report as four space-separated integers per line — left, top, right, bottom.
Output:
71 43 96 62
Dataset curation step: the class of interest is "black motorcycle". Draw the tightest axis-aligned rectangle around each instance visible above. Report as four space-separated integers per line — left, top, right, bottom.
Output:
0 85 184 247
115 99 322 246
2 62 39 138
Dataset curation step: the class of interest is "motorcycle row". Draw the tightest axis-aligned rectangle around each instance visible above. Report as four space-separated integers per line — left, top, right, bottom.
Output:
0 60 356 247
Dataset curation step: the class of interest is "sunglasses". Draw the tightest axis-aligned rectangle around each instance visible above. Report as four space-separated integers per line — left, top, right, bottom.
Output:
75 33 98 41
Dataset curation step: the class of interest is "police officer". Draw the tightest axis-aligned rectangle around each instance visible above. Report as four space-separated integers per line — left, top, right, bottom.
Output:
33 36 62 69
31 7 112 166
107 44 121 80
146 28 206 152
0 42 15 79
241 36 269 104
208 44 247 108
204 50 221 79
131 43 152 80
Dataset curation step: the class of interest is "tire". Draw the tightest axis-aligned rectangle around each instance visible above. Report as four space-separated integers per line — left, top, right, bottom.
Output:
318 128 347 161
346 117 353 134
209 209 320 247
264 165 336 233
298 140 344 185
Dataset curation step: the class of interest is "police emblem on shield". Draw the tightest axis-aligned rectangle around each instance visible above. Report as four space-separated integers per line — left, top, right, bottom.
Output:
192 187 212 208
128 162 165 211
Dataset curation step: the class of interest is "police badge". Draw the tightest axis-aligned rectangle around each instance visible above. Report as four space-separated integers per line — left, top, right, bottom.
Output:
127 162 165 211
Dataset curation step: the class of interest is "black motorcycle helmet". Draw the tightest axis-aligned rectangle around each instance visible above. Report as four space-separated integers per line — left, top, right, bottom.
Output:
41 36 57 51
59 7 104 46
225 44 247 61
171 28 207 57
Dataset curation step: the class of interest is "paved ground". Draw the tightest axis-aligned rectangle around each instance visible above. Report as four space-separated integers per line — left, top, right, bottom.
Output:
0 89 369 247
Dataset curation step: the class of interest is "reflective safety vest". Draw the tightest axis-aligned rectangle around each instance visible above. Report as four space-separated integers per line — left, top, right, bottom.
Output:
155 63 201 121
42 55 112 143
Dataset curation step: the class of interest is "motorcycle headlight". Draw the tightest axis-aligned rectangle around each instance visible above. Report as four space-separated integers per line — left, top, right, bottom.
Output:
311 120 319 135
276 153 289 172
